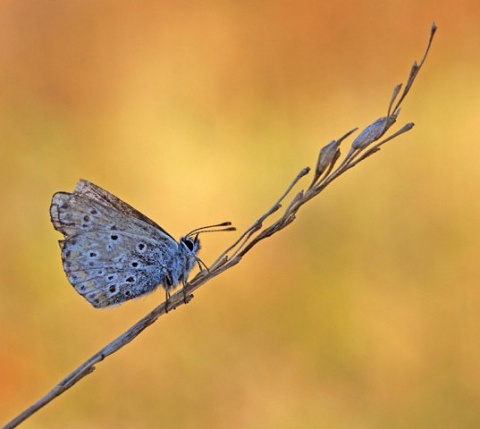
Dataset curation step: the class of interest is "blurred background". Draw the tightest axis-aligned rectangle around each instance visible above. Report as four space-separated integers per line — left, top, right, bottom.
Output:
1 1 479 428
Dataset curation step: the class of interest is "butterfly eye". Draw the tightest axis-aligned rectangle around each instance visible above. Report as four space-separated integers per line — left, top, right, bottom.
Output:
184 237 195 251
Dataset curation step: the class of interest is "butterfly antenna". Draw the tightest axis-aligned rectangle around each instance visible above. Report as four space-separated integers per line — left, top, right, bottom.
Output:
186 221 236 237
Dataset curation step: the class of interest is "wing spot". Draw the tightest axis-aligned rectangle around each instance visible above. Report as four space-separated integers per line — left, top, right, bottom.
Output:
109 285 117 293
110 234 119 241
136 242 147 253
126 276 135 283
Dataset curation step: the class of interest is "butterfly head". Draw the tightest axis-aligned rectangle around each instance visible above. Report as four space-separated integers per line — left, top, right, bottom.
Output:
182 221 236 258
179 234 201 255
177 222 235 278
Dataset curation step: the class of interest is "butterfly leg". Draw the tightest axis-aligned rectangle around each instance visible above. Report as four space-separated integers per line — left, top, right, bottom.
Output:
164 287 171 313
196 257 209 273
182 280 188 304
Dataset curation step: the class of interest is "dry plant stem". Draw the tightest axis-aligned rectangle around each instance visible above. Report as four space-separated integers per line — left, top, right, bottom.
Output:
2 23 437 429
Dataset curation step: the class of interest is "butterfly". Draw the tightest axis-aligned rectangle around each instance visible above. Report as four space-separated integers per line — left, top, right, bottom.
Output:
50 180 234 308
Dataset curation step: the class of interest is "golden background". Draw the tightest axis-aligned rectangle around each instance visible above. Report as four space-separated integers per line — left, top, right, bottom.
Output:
1 1 479 428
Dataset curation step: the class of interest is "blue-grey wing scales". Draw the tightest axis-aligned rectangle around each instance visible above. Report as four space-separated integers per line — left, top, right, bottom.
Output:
50 180 189 308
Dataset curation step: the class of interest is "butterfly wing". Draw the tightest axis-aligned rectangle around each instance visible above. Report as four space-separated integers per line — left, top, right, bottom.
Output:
73 179 174 238
50 183 179 308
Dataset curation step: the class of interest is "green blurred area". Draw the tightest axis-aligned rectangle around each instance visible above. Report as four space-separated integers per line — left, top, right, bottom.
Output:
1 1 480 428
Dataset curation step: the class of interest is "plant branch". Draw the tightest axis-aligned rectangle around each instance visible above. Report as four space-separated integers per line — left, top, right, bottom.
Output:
2 22 437 429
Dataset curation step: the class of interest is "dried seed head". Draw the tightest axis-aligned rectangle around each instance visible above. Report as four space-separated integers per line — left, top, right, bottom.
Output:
351 115 397 150
315 140 341 178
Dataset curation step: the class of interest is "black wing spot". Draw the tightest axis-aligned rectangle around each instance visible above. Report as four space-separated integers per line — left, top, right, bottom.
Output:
136 242 147 253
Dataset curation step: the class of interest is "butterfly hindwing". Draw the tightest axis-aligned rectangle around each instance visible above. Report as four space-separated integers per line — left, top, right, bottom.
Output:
60 231 167 307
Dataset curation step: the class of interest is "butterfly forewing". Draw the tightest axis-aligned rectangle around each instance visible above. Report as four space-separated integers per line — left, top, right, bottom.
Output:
73 180 174 238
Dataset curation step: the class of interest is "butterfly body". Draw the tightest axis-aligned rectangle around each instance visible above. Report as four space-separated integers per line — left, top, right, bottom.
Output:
50 180 200 308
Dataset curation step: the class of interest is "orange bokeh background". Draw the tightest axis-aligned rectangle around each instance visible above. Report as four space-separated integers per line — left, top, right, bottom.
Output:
1 1 480 428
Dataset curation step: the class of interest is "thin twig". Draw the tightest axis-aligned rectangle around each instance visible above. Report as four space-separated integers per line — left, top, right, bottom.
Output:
2 23 436 429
